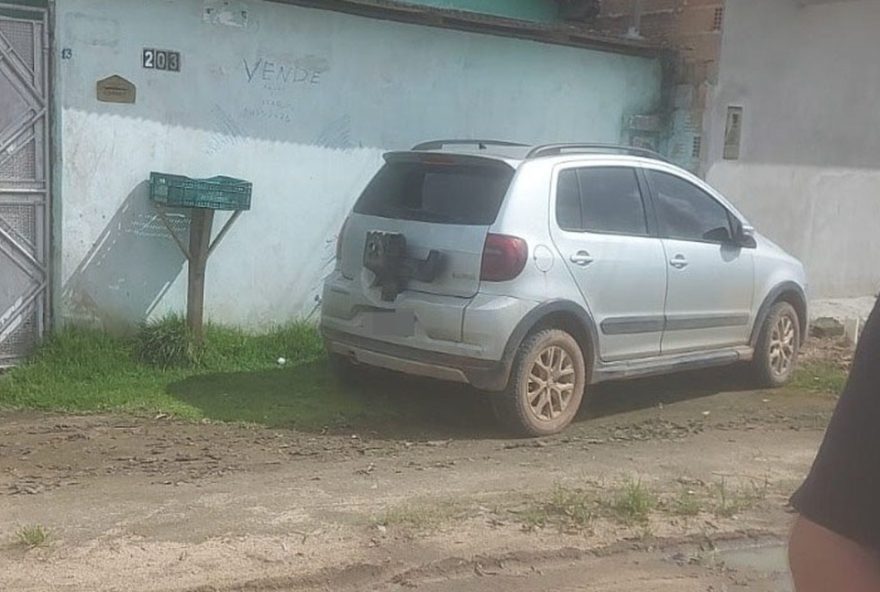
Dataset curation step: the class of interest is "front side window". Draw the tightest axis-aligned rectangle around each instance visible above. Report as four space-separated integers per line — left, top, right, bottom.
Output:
648 170 732 243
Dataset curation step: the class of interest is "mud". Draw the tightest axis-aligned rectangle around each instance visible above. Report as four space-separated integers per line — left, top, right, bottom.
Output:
0 365 836 591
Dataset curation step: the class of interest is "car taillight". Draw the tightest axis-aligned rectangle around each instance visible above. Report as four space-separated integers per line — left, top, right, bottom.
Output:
481 234 528 282
336 216 350 262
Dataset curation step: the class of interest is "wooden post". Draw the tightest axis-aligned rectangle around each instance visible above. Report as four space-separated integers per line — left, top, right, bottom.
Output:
187 208 214 343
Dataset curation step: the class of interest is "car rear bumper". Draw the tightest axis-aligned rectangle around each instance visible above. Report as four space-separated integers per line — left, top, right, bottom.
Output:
322 327 511 391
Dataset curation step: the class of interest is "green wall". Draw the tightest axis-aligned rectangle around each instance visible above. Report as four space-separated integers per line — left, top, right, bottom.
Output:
400 0 558 22
55 0 661 328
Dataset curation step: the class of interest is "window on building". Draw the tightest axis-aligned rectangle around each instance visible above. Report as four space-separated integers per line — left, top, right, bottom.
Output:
713 7 724 31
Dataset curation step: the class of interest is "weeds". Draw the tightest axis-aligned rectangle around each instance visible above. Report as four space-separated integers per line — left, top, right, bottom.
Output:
134 315 325 370
520 481 659 531
512 477 776 536
606 480 657 525
664 479 769 518
375 501 462 531
713 478 769 517
520 485 595 532
669 487 702 517
136 315 202 368
16 525 48 548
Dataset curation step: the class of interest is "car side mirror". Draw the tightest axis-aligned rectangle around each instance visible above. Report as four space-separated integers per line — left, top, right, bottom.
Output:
734 221 758 249
703 226 734 243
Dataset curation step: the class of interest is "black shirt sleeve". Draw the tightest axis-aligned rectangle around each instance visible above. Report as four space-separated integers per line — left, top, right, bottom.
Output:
791 297 880 550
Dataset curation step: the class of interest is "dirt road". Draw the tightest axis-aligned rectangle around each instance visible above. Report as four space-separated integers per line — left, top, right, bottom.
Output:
0 367 835 591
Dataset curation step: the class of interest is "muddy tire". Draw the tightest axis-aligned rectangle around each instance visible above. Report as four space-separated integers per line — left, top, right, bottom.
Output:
492 329 586 437
753 302 801 388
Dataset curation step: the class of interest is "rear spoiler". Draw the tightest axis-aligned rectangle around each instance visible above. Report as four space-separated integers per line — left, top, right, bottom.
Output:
383 151 516 168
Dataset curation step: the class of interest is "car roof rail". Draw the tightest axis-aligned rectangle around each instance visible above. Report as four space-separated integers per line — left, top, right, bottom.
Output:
412 139 529 151
526 143 672 163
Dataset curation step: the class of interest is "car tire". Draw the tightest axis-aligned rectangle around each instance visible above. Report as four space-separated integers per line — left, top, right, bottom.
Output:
492 329 587 437
753 302 801 388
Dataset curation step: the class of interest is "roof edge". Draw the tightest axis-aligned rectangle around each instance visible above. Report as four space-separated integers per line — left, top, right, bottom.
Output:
266 0 664 57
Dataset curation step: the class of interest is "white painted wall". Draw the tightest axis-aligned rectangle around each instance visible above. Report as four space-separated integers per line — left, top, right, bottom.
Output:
55 0 662 329
704 0 880 299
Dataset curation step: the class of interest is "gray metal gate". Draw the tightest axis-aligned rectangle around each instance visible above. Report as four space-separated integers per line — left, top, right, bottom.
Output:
0 4 49 367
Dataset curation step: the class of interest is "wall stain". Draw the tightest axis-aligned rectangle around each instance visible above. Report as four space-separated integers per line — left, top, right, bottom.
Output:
315 115 354 150
204 105 245 155
203 0 249 28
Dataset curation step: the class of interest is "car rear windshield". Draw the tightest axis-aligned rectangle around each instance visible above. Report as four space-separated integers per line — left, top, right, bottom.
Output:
353 160 515 225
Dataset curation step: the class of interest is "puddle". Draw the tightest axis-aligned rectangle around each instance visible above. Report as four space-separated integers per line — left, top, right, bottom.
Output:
719 543 787 571
717 543 792 591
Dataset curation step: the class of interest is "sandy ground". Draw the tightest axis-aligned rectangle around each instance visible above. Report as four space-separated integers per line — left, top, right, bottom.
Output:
0 365 838 591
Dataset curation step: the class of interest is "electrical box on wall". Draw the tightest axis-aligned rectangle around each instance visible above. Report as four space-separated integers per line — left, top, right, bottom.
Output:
724 106 743 160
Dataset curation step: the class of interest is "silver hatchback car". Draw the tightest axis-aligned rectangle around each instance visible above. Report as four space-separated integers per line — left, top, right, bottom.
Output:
321 141 807 436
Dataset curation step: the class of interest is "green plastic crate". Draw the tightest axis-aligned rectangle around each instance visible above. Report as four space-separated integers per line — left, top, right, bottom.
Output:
149 172 252 211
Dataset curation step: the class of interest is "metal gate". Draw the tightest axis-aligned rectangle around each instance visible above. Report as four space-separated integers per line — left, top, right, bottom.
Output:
0 4 49 367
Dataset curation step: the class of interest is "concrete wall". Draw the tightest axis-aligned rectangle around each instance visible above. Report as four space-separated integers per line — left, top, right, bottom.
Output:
400 0 559 22
704 0 880 299
593 0 726 173
54 0 662 329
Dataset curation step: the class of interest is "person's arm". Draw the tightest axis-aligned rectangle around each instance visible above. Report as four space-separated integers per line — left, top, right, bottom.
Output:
790 516 880 592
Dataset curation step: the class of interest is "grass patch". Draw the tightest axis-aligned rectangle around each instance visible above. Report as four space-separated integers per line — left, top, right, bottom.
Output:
16 525 49 548
604 480 657 526
791 360 848 395
519 485 594 532
0 321 414 430
135 315 202 369
668 487 702 517
519 480 659 531
712 478 768 518
661 479 769 519
511 477 776 535
133 314 325 372
374 501 463 532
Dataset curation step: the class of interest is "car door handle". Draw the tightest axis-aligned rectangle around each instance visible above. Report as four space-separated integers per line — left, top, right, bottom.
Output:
570 251 594 266
670 255 689 269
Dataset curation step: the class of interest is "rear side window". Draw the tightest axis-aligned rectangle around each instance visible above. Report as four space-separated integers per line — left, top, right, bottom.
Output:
354 160 514 225
555 166 648 236
555 169 582 231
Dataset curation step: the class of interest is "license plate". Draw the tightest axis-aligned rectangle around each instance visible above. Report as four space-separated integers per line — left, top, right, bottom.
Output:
363 309 415 337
